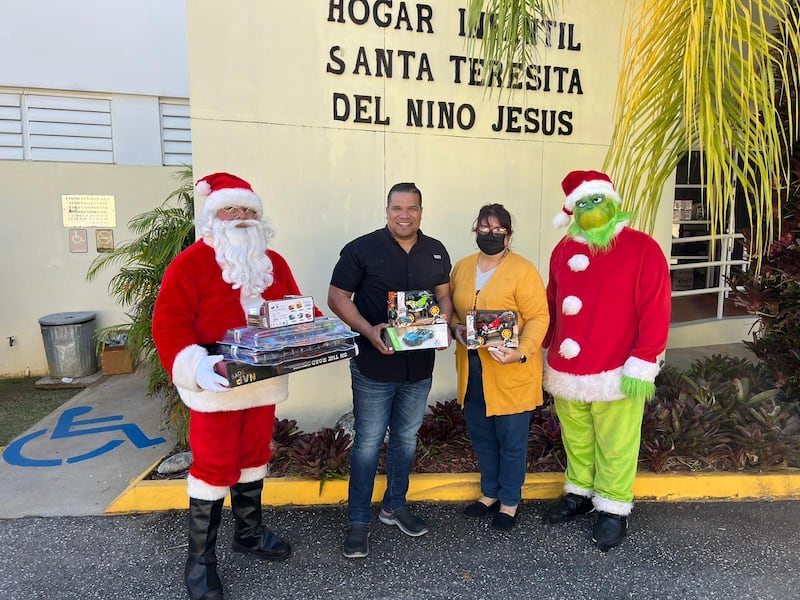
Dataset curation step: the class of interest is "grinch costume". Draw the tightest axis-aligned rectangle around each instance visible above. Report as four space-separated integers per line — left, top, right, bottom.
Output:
542 170 671 551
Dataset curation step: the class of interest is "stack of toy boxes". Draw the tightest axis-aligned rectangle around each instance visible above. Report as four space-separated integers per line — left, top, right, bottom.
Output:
213 297 358 387
382 289 449 351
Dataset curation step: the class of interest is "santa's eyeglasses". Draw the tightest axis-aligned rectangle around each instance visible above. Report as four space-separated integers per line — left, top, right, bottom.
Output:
218 206 259 219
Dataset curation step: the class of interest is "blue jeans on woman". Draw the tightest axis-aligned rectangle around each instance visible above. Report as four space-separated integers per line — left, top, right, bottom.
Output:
348 361 432 527
464 352 532 507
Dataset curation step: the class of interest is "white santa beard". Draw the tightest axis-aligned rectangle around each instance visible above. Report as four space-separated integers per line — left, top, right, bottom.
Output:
209 219 274 297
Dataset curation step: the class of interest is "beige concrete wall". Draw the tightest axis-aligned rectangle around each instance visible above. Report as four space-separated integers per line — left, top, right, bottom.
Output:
0 161 181 377
185 0 644 431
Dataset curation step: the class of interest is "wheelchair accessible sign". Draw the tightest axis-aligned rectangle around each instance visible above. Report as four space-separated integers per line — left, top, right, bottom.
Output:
2 405 166 467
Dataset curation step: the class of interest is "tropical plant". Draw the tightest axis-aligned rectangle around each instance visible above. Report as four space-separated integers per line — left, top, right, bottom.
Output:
730 152 800 400
86 166 195 445
466 1 800 263
604 0 800 260
287 428 353 493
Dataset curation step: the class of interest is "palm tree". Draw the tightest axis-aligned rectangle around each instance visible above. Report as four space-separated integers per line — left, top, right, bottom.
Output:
467 1 800 260
86 166 195 444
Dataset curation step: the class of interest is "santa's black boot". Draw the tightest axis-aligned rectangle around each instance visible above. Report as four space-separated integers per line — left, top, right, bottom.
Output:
592 511 628 552
230 480 292 561
185 497 224 600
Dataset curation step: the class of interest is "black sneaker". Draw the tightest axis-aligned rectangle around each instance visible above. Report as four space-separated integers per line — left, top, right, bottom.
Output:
379 507 429 537
343 526 369 558
542 493 594 524
592 512 628 552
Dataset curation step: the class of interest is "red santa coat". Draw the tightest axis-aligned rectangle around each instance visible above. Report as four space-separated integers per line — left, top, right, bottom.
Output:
542 226 671 402
152 240 306 413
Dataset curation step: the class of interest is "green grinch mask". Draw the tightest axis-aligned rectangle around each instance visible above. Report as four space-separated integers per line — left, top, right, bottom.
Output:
568 194 633 251
573 194 617 229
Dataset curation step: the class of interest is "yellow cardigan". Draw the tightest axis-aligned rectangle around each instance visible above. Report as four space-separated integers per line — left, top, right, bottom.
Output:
450 251 549 416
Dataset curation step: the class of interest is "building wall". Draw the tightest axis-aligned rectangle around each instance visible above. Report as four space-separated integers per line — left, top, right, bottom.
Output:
0 1 189 377
185 0 694 431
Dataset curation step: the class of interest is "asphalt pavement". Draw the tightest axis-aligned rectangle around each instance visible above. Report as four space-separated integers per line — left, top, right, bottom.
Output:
1 500 799 599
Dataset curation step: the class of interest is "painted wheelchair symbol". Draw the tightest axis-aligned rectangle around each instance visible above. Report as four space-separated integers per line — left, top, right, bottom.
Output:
2 405 167 467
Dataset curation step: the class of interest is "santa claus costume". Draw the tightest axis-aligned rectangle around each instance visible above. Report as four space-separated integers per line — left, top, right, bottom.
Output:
542 170 671 551
153 172 313 599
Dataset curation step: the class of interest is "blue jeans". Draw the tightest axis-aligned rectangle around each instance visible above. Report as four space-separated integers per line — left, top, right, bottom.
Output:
464 352 532 507
348 361 432 527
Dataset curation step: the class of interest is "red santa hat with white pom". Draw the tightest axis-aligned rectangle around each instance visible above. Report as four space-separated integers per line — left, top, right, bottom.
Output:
195 172 263 221
553 170 622 228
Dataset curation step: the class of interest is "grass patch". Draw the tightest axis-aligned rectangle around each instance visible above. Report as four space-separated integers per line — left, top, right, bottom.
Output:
0 377 81 446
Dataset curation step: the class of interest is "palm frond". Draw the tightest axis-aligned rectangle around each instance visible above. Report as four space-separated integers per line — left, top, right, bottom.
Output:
605 0 800 268
466 0 563 85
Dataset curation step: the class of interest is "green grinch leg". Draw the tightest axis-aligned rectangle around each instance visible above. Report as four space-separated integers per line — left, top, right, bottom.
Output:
553 397 596 495
591 396 645 513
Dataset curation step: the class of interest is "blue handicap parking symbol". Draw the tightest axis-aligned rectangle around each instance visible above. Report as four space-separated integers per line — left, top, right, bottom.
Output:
2 405 167 467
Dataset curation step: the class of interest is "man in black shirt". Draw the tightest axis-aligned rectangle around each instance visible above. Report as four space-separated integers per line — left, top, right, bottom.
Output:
328 182 453 559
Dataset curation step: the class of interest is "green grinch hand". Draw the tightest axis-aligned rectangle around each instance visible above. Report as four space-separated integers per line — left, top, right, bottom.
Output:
621 374 656 402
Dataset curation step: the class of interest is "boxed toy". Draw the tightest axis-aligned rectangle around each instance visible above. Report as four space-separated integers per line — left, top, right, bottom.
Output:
382 323 449 351
247 296 315 328
466 309 519 350
215 343 357 387
384 289 449 351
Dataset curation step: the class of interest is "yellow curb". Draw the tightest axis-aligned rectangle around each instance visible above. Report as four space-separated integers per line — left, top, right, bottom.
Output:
105 468 800 514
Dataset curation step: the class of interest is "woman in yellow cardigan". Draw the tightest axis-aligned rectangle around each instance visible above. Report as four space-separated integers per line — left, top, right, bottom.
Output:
450 204 549 531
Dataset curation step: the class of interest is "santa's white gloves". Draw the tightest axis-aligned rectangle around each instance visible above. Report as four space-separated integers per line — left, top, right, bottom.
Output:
195 355 231 393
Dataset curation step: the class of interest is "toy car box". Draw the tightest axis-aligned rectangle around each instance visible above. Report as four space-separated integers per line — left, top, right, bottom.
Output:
466 309 519 350
214 343 357 387
383 289 449 351
247 296 315 328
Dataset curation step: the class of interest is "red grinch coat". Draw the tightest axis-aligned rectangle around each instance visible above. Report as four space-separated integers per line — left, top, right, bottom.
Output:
542 226 671 401
152 240 305 413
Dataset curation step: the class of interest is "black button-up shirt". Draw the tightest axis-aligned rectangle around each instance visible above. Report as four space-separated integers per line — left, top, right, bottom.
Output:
330 226 452 382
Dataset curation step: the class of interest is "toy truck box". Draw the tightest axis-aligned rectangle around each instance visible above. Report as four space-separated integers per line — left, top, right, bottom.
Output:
466 309 519 350
247 296 315 328
383 289 449 351
214 343 357 387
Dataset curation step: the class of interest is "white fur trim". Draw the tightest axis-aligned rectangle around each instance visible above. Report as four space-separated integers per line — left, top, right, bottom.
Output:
622 356 660 383
195 180 212 198
201 187 263 220
593 494 633 517
567 254 590 271
558 338 581 359
187 474 229 501
176 374 290 412
562 296 583 316
239 465 268 483
172 344 208 392
553 210 571 229
543 365 626 402
564 481 593 498
564 180 621 212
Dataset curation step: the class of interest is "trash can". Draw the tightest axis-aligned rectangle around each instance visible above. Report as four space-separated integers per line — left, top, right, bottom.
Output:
38 311 98 378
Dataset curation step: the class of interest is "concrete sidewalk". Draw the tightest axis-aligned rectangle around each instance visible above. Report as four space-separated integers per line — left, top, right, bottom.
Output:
0 369 173 518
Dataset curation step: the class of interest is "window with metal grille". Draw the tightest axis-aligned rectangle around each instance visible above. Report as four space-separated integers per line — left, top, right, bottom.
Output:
159 100 192 166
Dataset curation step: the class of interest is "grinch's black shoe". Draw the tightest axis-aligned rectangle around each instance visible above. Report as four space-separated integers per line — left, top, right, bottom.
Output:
592 512 628 552
542 493 594 524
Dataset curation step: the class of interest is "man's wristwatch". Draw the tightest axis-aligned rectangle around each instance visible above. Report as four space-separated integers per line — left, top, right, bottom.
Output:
519 352 527 364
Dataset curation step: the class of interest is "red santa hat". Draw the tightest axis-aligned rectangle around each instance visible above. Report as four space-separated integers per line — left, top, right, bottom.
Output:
195 172 263 221
553 170 622 228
